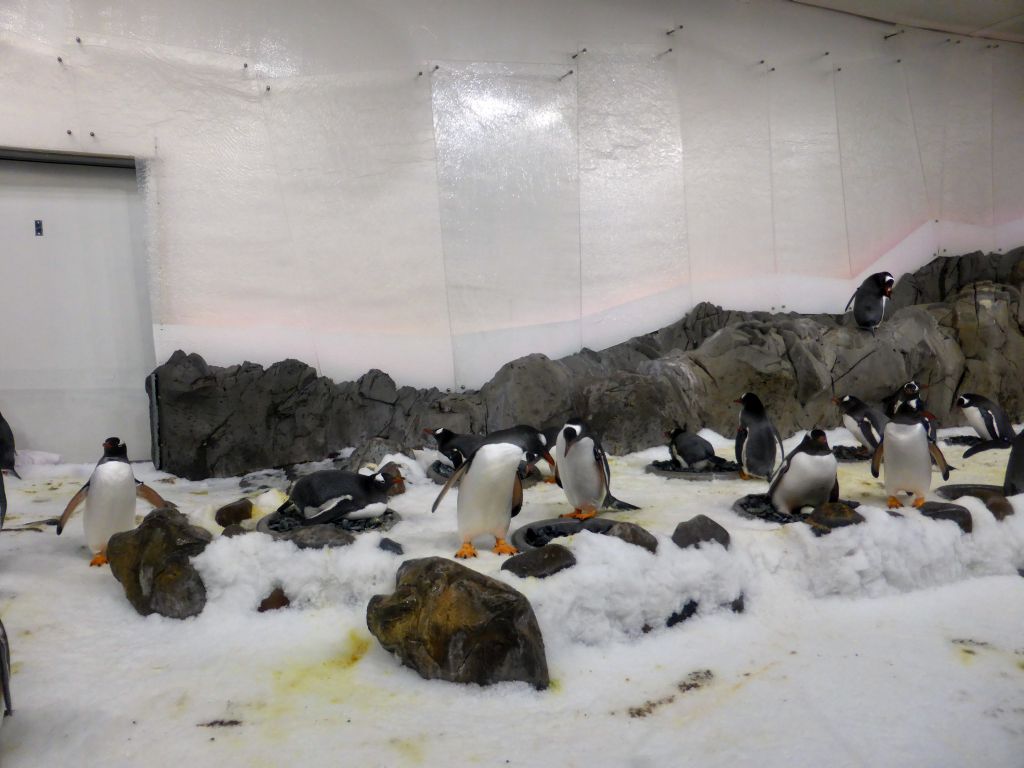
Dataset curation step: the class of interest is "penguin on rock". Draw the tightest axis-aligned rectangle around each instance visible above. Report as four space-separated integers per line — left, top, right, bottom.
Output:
56 437 171 566
834 395 888 456
735 393 784 480
431 442 529 558
955 393 1014 443
769 429 839 514
845 271 894 332
554 417 638 520
665 424 718 471
871 401 951 508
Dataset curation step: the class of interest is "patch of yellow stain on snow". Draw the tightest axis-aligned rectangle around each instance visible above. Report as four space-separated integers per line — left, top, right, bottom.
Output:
388 737 425 763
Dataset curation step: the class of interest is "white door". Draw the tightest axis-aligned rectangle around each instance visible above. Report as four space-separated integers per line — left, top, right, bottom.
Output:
0 159 154 462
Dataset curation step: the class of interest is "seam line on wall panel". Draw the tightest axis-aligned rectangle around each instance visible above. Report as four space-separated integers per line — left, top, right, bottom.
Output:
575 45 583 353
426 69 459 391
674 49 694 309
765 66 778 276
899 37 930 223
831 65 853 277
989 45 996 236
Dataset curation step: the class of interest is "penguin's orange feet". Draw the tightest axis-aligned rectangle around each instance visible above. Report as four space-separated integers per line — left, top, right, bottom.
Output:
887 496 904 509
912 496 927 508
89 553 108 567
543 476 558 484
738 470 751 481
492 538 518 556
560 508 597 521
454 542 478 559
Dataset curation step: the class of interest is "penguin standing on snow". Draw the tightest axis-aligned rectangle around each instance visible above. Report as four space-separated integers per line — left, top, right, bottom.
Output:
56 438 171 566
0 409 19 529
845 271 894 331
278 465 404 525
431 442 529 558
871 401 950 508
834 395 888 456
665 424 718 471
735 393 784 480
962 426 1024 497
769 430 839 514
554 418 638 520
955 394 1014 442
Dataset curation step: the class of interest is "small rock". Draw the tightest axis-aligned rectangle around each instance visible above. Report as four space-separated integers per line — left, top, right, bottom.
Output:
666 599 699 628
366 557 549 689
603 521 658 554
221 524 249 538
107 508 212 619
502 544 577 578
214 498 253 528
258 586 290 612
378 538 404 555
729 594 744 613
273 525 356 550
804 502 866 536
918 502 973 533
671 515 730 550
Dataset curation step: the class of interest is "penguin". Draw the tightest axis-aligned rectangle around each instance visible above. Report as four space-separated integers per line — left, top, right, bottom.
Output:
431 441 527 558
56 437 171 566
665 424 718 470
485 425 556 475
554 417 638 520
0 616 10 718
423 428 484 469
735 393 784 480
955 393 1014 442
426 425 556 478
769 430 839 514
962 427 1024 497
278 465 404 525
884 380 937 441
0 409 19 530
834 395 888 455
871 401 950 508
845 271 894 331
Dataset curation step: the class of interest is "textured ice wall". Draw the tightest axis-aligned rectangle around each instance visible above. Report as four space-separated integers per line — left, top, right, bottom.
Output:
0 0 1022 390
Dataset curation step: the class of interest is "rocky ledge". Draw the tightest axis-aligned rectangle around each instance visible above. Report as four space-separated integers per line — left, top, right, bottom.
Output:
150 249 1024 479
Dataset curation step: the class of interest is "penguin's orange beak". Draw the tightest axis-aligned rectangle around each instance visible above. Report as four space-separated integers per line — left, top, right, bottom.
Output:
733 399 743 405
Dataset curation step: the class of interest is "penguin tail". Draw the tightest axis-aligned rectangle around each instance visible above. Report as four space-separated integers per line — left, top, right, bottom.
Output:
963 439 1012 459
603 494 640 512
5 468 20 480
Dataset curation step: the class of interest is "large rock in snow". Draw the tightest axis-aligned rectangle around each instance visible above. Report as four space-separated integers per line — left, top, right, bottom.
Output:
366 557 549 689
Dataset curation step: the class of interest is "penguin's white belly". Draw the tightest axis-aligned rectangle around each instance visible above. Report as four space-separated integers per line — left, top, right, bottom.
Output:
963 407 992 440
883 424 932 497
843 415 872 449
83 462 137 554
457 445 520 542
558 440 604 509
772 453 837 513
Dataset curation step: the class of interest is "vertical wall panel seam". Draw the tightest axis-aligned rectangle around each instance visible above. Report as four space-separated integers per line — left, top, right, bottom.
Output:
831 65 853 277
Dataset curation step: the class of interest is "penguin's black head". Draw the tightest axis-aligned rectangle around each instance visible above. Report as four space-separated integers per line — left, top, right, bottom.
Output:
561 422 582 456
375 462 406 496
666 425 685 440
955 394 970 409
809 429 829 447
524 449 542 465
102 437 127 458
444 446 466 469
735 393 764 413
424 427 454 445
880 272 895 297
903 381 920 397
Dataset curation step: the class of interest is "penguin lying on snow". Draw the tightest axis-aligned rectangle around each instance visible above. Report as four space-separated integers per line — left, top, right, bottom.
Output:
554 418 639 520
845 271 894 332
962 426 1024 497
769 430 839 514
279 464 404 525
735 393 784 480
57 438 171 566
431 442 528 558
425 424 556 479
834 395 888 455
955 393 1014 442
871 401 951 508
665 424 718 471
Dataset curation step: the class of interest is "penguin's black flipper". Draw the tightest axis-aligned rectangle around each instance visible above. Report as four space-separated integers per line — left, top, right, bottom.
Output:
928 443 952 481
603 495 640 512
431 461 469 513
511 474 523 519
56 482 90 535
962 438 1012 459
870 443 884 479
136 482 172 509
0 617 11 716
0 472 6 529
857 416 880 450
735 427 747 467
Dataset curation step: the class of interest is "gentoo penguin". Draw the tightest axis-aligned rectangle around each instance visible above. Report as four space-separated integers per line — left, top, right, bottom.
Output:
56 437 171 566
554 418 638 520
0 616 10 718
278 465 404 525
0 409 19 529
735 393 784 480
955 393 1014 442
665 424 717 470
884 380 937 441
871 401 950 508
845 271 894 331
426 425 556 478
769 430 839 514
963 427 1024 496
834 395 888 455
423 428 484 469
431 442 527 558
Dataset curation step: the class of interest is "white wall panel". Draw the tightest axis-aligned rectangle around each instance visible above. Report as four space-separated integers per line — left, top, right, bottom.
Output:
432 63 580 387
992 45 1024 245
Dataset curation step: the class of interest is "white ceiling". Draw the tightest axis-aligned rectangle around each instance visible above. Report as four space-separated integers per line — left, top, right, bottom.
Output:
794 0 1024 42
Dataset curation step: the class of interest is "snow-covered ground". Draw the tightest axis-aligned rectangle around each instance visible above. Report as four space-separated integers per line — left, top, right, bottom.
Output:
1 427 1023 768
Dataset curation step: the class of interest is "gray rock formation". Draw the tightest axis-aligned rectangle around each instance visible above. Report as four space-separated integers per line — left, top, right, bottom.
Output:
151 248 1024 478
671 515 731 550
501 543 577 578
366 557 549 689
